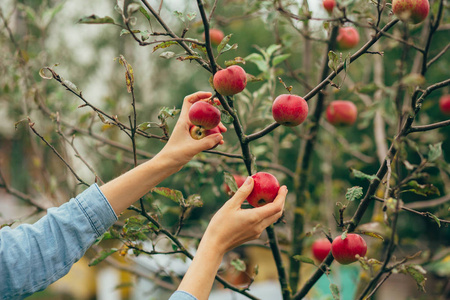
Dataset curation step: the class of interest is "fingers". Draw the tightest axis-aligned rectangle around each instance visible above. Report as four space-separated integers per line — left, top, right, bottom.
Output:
253 185 287 219
228 177 253 207
196 133 224 151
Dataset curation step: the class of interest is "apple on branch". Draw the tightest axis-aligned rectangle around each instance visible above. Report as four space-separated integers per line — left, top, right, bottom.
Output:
337 27 360 50
272 94 309 127
311 238 332 262
213 65 247 96
203 28 225 46
188 101 221 130
247 172 280 208
322 0 336 14
439 94 450 115
331 233 367 265
326 100 358 126
392 0 430 24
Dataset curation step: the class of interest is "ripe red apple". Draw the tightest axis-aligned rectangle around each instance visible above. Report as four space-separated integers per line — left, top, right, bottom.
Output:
323 0 336 14
392 0 430 24
331 233 367 265
337 27 360 50
312 238 332 262
326 100 357 126
204 28 225 46
272 94 309 127
213 65 247 96
223 174 247 195
188 101 221 130
247 172 280 208
439 94 450 115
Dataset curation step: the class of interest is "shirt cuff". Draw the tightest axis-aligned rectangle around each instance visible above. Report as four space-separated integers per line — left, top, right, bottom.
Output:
169 290 198 300
74 183 118 237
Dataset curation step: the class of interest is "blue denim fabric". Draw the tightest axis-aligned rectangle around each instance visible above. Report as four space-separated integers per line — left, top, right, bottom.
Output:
0 184 117 300
169 291 197 300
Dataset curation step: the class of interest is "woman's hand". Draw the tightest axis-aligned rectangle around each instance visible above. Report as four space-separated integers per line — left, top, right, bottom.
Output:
202 176 287 255
158 91 226 169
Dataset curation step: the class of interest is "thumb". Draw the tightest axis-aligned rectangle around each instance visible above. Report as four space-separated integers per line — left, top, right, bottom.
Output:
229 177 254 206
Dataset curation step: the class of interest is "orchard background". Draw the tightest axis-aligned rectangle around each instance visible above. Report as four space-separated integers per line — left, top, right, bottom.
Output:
0 0 449 299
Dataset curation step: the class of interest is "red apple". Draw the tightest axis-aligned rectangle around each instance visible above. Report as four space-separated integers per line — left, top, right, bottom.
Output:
213 65 247 96
204 28 225 46
223 174 247 195
326 100 357 126
337 27 360 50
272 94 309 127
331 233 367 265
392 0 429 24
323 0 336 14
188 101 221 130
247 172 280 208
312 238 332 262
439 94 450 115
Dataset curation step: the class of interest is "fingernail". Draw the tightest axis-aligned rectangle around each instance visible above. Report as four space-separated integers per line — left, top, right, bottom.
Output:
244 176 253 185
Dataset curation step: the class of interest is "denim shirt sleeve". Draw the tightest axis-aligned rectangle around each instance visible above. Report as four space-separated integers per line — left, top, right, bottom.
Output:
168 291 198 300
0 184 117 300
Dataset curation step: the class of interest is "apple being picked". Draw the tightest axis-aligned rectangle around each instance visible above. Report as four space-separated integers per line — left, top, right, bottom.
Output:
272 94 309 127
204 28 225 46
392 0 429 24
188 101 221 130
223 174 247 195
322 0 336 14
337 27 360 50
247 172 280 207
311 238 332 262
331 233 367 265
439 94 450 115
326 100 357 126
213 65 247 96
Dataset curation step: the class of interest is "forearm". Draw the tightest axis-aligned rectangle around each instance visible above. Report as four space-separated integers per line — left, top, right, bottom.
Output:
100 151 182 215
177 238 225 300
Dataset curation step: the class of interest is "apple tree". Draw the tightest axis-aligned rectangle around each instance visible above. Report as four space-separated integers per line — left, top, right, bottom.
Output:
1 0 449 299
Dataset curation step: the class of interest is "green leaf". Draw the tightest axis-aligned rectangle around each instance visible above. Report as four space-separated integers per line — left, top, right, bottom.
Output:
272 54 291 67
218 43 238 56
341 231 348 240
330 283 341 300
404 265 427 292
139 7 151 20
158 107 180 120
120 29 140 36
351 168 378 182
152 187 184 204
1 222 14 229
224 172 239 194
137 122 161 131
345 186 363 202
186 194 203 207
231 258 246 272
153 41 178 52
217 34 232 53
89 248 118 266
77 15 117 25
404 180 440 197
425 212 441 227
328 51 339 73
173 11 185 22
358 231 385 241
220 109 234 124
343 53 351 72
266 44 282 57
245 53 267 73
224 57 245 67
428 142 442 162
186 12 197 21
292 255 316 265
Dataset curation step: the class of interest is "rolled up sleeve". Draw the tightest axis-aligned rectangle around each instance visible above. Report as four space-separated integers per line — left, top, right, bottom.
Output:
0 184 117 299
